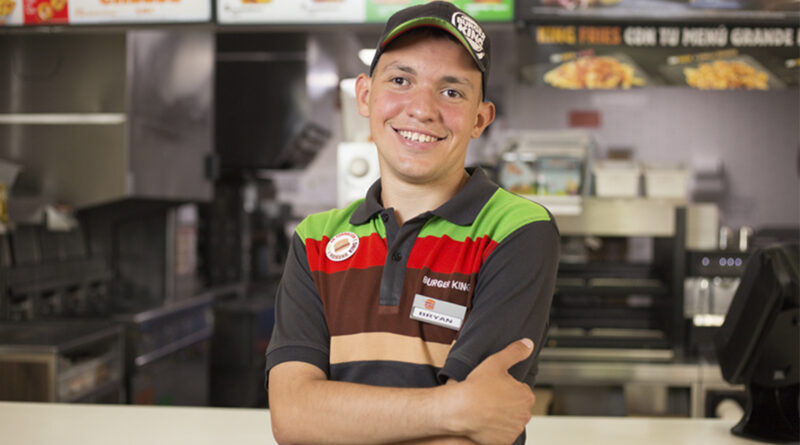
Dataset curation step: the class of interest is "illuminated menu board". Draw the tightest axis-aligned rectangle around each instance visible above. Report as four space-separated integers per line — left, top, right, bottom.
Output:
517 0 799 23
524 23 799 90
217 0 514 24
366 0 513 22
0 0 211 25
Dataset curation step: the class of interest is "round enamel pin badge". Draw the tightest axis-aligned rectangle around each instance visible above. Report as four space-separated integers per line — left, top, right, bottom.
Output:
326 232 359 262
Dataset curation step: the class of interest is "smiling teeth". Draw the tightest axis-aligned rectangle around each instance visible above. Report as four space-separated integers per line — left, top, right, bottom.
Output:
399 130 438 143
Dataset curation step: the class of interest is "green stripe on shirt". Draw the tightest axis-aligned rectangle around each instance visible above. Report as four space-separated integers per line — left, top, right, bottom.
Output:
419 189 551 243
296 199 386 241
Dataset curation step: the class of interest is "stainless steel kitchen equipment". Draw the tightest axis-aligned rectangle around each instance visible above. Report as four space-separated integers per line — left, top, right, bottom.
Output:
114 293 213 406
0 321 124 403
210 296 274 408
0 31 214 210
215 33 310 173
546 205 687 360
78 202 200 311
684 246 749 355
0 223 112 322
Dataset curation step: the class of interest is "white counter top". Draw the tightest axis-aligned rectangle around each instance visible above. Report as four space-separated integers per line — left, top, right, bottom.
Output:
0 401 753 445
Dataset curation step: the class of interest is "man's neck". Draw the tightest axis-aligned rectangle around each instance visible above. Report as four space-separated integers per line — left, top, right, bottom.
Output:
380 170 470 226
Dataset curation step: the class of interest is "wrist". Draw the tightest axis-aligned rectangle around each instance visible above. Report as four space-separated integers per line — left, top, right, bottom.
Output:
435 380 472 437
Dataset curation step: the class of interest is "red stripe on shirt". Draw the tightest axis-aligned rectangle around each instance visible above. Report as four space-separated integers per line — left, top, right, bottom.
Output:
407 235 498 275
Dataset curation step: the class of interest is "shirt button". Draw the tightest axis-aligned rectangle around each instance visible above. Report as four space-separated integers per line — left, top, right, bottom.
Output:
391 252 402 261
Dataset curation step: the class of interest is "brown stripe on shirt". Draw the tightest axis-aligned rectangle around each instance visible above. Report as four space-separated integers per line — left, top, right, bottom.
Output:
313 267 477 346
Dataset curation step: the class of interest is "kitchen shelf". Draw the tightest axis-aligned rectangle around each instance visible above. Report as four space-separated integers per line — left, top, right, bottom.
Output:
0 114 126 125
556 276 669 296
553 197 685 237
557 262 670 295
520 195 583 216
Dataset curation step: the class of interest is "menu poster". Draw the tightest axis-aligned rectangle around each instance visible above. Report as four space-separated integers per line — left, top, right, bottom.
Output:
23 0 68 24
0 0 24 24
518 0 800 22
0 0 210 24
525 24 799 90
69 0 211 24
366 0 514 22
218 0 365 24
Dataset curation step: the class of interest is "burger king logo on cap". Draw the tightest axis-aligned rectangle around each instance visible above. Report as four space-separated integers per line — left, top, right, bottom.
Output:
451 12 486 60
326 232 359 262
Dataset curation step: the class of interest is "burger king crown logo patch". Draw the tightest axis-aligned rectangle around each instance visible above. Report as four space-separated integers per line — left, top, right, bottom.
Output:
326 232 359 262
451 11 485 60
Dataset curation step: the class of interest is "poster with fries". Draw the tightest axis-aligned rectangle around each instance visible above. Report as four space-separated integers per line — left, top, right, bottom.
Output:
525 23 799 89
22 0 68 24
518 0 799 23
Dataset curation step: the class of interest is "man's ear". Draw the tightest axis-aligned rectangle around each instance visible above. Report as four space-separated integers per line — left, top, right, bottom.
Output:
471 100 496 139
355 74 371 118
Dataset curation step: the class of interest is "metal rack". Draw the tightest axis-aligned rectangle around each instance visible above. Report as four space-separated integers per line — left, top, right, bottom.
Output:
547 199 687 360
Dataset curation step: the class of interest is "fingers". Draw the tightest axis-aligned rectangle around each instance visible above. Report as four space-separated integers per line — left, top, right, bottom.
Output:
487 338 534 372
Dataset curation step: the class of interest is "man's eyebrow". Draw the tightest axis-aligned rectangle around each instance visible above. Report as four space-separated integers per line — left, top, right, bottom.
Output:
441 75 475 89
381 63 417 76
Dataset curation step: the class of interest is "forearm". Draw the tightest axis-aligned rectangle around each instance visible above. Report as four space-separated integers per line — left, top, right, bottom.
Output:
269 365 469 445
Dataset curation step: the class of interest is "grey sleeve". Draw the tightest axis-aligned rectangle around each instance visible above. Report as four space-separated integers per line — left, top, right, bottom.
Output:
438 219 559 387
264 232 330 390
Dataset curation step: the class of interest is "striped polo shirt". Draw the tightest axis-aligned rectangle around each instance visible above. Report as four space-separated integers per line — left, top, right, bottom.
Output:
266 167 559 392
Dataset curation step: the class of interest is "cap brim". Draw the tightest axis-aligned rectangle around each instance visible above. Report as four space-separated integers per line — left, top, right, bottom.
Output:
379 16 486 73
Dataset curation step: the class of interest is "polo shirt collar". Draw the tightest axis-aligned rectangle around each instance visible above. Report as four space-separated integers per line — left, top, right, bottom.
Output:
349 167 498 226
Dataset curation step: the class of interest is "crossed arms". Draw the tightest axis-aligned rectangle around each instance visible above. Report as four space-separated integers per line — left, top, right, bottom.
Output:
269 338 537 445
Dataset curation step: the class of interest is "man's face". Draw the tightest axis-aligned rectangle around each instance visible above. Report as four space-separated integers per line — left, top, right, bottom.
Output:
355 32 495 188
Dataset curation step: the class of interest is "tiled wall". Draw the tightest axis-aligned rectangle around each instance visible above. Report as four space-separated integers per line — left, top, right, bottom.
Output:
502 86 799 229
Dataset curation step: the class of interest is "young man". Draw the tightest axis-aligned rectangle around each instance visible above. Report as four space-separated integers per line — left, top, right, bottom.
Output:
265 2 559 444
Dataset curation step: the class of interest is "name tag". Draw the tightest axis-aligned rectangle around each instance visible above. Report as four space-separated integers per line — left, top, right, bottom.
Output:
409 294 467 331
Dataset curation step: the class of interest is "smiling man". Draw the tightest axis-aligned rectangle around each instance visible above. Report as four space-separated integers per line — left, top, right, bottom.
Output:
265 3 560 444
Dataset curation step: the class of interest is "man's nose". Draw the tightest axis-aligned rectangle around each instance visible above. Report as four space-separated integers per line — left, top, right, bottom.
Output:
405 88 438 122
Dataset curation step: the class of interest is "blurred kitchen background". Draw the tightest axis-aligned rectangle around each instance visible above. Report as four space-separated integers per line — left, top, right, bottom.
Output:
0 0 797 421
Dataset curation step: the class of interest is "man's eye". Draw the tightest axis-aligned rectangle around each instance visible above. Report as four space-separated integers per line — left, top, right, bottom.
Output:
443 89 462 99
391 77 408 86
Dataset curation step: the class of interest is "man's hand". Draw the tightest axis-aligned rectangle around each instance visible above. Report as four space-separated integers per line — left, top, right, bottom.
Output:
448 339 536 445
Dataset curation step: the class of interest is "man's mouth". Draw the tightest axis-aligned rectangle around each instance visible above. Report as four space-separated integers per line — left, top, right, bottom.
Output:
396 129 444 143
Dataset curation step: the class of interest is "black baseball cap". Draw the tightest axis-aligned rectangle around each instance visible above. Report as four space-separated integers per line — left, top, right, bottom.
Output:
369 1 490 100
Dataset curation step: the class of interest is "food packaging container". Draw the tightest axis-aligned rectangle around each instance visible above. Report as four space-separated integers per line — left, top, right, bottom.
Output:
593 161 641 197
686 204 720 250
498 152 538 195
643 164 689 199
